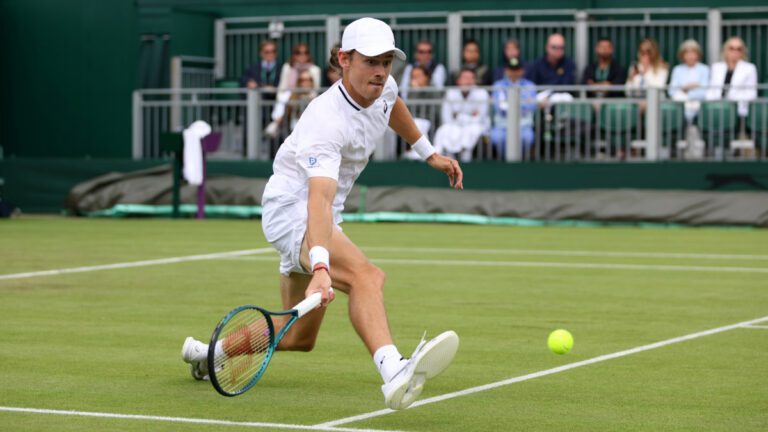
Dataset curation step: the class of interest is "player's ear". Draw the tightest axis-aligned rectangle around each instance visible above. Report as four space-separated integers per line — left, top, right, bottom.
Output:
339 50 352 70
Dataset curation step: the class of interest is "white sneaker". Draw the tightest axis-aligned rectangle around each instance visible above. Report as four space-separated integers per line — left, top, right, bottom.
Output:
181 337 209 381
381 331 459 410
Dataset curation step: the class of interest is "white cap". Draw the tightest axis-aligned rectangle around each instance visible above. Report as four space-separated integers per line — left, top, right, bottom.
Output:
341 17 406 61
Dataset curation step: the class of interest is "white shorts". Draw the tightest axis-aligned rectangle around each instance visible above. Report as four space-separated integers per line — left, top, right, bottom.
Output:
261 195 342 276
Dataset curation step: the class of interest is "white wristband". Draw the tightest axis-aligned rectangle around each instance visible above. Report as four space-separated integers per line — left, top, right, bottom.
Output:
309 246 330 270
411 136 436 160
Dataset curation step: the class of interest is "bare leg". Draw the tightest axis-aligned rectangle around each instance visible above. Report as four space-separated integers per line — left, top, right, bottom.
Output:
275 272 327 352
299 227 393 355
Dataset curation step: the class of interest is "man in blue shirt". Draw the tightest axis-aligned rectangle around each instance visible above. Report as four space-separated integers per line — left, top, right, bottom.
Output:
240 40 281 97
525 33 575 86
491 57 537 159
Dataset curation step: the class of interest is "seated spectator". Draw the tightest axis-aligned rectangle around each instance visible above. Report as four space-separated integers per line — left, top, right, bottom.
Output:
267 43 322 136
492 39 524 83
452 40 492 86
272 70 319 140
401 66 438 160
399 40 447 99
668 39 709 122
434 68 490 162
706 36 758 124
490 57 537 159
626 38 669 98
526 33 576 86
582 37 626 97
240 39 280 98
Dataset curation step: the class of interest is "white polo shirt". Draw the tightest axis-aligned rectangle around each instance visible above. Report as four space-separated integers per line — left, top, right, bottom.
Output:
262 76 398 233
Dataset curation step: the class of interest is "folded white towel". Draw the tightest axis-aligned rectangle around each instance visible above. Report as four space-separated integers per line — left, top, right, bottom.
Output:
182 120 211 186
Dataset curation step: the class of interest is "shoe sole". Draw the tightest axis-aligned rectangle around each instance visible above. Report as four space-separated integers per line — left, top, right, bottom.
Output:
383 331 460 410
414 331 460 379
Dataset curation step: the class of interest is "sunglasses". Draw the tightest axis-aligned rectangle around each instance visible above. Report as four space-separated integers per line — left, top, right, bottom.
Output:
416 49 432 54
727 46 743 51
262 49 277 54
294 50 309 55
548 45 565 50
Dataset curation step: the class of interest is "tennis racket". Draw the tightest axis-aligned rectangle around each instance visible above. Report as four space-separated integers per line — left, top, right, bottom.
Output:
207 292 323 397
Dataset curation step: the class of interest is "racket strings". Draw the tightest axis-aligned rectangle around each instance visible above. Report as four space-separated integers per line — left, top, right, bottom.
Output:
214 310 272 393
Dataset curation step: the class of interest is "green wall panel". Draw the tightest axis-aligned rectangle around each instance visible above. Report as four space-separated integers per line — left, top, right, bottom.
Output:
1 159 766 213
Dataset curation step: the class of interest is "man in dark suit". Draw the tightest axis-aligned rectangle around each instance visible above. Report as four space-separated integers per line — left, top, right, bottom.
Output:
582 37 626 97
240 39 280 98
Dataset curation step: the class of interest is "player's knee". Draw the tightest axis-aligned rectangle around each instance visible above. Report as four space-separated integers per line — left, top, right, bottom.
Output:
365 264 386 291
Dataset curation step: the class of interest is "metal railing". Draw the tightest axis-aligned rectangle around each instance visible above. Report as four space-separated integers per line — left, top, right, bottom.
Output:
210 8 768 88
133 84 768 162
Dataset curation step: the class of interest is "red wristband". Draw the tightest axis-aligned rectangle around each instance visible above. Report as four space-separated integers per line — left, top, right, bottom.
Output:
312 263 329 273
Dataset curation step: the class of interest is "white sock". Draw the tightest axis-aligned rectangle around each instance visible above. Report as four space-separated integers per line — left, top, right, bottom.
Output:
373 344 408 383
213 340 224 358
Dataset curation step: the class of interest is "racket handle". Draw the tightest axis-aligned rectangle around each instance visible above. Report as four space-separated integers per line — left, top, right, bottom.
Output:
294 291 325 318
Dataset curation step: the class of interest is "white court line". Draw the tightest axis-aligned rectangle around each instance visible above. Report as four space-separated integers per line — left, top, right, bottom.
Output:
0 248 275 281
0 406 403 432
363 247 768 261
223 256 768 274
316 315 768 428
741 324 768 329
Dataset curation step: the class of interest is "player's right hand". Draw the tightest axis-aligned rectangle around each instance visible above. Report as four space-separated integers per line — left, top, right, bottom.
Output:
306 269 335 307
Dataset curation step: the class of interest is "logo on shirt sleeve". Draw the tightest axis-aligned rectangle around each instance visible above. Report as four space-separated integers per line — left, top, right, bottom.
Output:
308 156 318 167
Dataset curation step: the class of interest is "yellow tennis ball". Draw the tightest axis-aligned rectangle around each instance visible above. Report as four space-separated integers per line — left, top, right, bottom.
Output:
548 329 573 355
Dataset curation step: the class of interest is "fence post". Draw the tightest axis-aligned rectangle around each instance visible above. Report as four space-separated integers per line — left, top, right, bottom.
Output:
326 16 341 62
170 56 183 132
645 87 661 161
214 19 226 79
575 10 589 83
132 90 143 160
447 12 462 75
246 89 261 160
706 9 722 66
506 86 522 162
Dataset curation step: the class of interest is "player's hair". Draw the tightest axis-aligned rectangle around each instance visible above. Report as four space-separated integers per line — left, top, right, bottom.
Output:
329 43 355 75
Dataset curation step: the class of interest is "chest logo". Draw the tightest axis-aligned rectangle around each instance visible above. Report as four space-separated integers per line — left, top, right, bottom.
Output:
383 100 388 114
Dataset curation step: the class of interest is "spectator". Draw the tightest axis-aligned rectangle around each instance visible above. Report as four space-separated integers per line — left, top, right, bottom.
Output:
267 43 322 136
526 33 576 86
322 42 343 87
625 38 669 98
271 70 319 142
490 57 537 159
452 40 492 86
492 39 523 83
706 36 758 121
582 37 627 97
399 40 447 99
668 39 709 122
434 68 490 162
401 66 438 160
240 39 280 96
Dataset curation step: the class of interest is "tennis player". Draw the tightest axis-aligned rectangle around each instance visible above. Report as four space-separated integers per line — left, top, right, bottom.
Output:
182 17 462 410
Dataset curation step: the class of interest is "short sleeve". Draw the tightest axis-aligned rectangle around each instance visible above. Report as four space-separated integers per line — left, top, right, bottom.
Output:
294 116 345 181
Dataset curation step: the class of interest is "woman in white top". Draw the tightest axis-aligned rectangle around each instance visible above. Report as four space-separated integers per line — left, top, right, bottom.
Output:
668 39 710 122
434 68 490 162
267 43 323 135
626 38 669 98
706 36 758 119
181 18 462 412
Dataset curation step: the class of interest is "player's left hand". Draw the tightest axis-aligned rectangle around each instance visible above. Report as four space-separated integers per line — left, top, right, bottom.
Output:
426 153 463 190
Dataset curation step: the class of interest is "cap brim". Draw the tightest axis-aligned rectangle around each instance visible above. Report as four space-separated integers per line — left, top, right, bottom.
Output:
355 45 406 61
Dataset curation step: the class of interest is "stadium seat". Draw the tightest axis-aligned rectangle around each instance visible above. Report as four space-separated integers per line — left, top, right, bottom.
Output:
599 102 639 157
698 101 737 158
552 102 595 159
660 101 685 158
748 101 768 156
